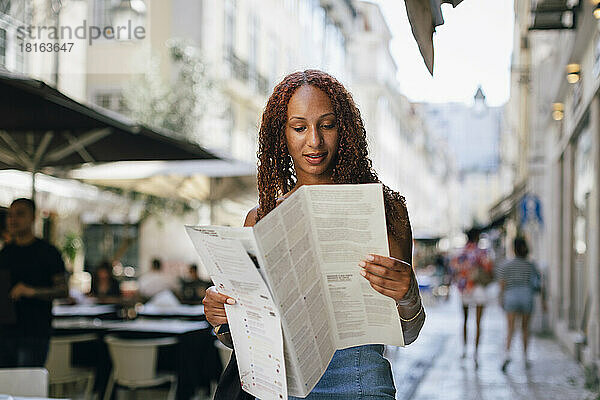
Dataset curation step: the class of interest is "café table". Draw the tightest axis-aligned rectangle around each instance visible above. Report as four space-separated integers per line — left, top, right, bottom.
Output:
52 304 118 319
3 398 64 400
51 318 221 400
136 304 205 320
0 397 65 400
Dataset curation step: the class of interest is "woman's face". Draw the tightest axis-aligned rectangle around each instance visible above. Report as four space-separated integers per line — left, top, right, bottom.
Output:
285 85 339 183
97 268 109 281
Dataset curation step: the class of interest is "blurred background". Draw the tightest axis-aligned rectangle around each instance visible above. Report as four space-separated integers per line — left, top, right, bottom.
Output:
0 0 599 399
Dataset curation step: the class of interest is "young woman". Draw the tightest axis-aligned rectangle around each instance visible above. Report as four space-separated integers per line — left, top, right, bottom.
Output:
497 236 540 372
450 228 494 367
203 70 425 399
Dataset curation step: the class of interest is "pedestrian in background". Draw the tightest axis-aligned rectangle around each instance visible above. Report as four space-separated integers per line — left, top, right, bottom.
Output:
497 236 540 372
450 228 494 366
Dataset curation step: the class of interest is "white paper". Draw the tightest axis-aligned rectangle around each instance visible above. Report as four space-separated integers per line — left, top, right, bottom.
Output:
186 183 404 399
186 227 287 400
304 184 404 350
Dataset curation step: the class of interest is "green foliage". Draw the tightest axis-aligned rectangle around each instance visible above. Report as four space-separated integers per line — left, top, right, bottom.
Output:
123 38 224 143
61 231 82 263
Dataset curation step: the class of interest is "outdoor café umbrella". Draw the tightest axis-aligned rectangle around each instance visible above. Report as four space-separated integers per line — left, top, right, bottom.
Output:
68 159 257 202
0 70 219 198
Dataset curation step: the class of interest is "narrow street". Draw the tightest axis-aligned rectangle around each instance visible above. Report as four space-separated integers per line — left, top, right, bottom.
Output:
386 286 596 400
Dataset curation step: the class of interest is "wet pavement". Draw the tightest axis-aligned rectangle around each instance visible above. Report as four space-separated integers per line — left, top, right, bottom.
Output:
386 286 596 400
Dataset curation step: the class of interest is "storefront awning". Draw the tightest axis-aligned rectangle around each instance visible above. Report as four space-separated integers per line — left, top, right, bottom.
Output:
529 0 580 30
488 181 527 225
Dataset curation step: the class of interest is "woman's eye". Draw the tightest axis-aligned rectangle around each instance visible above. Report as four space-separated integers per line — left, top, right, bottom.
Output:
293 126 306 133
321 123 336 129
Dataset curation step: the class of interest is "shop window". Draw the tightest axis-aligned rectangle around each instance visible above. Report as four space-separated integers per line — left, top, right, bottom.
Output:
572 118 592 330
83 223 139 272
0 28 6 67
224 0 236 58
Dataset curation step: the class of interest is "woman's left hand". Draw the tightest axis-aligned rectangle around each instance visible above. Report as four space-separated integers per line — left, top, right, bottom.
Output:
359 254 414 303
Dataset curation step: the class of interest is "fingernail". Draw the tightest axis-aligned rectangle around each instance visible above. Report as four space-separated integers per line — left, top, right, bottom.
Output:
358 261 366 267
366 254 374 261
359 270 366 277
226 298 236 305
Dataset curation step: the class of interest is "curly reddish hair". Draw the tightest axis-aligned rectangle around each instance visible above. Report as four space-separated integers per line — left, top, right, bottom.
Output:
256 69 410 239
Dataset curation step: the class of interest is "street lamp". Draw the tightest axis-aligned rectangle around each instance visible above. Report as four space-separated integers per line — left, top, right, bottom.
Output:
566 63 580 84
552 103 564 121
594 4 600 19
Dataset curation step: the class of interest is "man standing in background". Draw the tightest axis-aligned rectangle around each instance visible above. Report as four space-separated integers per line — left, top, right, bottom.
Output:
0 208 9 249
0 198 68 367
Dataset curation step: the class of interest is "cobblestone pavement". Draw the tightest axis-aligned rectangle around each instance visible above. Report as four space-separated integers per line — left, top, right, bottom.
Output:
385 286 597 400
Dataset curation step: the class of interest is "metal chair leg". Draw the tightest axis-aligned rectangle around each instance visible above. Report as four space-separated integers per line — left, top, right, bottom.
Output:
103 372 115 400
84 371 95 400
167 377 178 400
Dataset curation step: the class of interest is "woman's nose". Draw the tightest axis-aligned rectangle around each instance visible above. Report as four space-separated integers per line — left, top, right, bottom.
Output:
306 125 322 147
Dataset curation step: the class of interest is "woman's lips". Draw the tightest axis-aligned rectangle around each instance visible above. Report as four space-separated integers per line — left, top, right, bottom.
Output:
303 153 327 165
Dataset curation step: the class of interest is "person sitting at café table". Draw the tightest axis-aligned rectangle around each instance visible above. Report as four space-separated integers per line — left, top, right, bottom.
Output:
179 264 211 303
0 198 68 367
137 257 178 300
0 208 10 250
90 260 121 302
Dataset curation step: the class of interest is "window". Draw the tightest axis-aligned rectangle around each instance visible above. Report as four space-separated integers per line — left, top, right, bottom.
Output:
224 0 236 58
248 14 258 80
94 0 115 27
83 223 139 272
117 94 128 113
0 0 10 16
269 38 278 85
95 93 112 109
572 121 592 329
16 35 24 71
0 28 6 67
94 92 128 113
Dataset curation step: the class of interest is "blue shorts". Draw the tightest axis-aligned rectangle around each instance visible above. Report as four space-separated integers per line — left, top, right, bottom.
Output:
503 286 534 314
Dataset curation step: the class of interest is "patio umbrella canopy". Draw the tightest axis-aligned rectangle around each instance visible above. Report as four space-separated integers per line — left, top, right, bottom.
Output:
0 71 218 173
69 159 257 202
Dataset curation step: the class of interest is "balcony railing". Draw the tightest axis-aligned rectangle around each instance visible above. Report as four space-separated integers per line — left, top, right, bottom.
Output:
225 49 270 96
226 50 249 82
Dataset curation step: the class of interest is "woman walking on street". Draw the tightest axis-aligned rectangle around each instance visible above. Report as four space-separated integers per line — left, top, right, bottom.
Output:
203 70 426 399
497 236 540 372
450 228 494 367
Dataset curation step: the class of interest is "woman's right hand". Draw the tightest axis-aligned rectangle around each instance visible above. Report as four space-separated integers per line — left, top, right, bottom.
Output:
202 286 236 328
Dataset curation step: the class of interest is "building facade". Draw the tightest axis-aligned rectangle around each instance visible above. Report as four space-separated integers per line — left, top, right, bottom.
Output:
348 1 460 241
419 89 505 229
1 0 459 272
502 0 600 375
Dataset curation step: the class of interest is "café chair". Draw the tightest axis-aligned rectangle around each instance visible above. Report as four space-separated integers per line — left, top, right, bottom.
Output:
45 333 97 399
103 335 178 400
214 340 232 370
0 367 48 396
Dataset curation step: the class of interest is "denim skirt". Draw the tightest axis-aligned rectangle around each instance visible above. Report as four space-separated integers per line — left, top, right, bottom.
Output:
287 344 396 400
